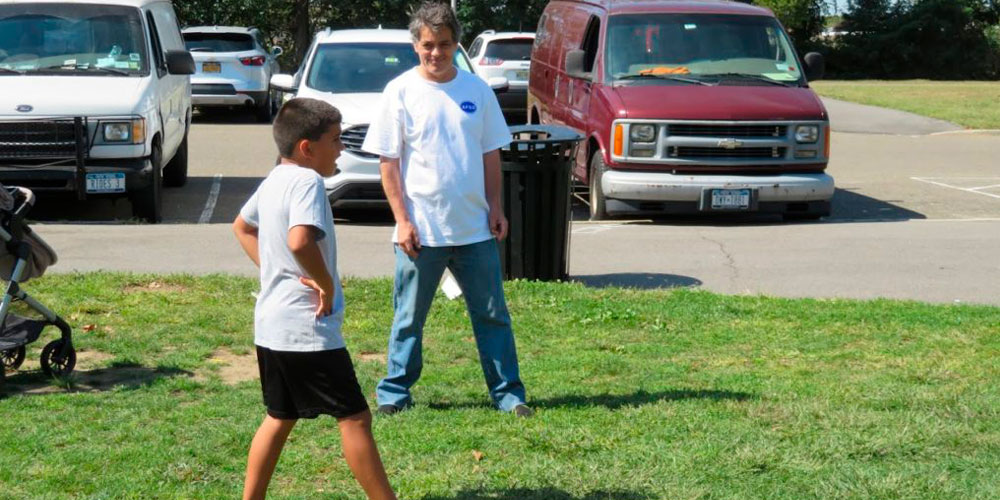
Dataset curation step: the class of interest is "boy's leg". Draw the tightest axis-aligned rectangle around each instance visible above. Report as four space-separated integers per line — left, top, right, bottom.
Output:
337 409 397 500
376 245 449 408
449 239 527 411
243 415 297 500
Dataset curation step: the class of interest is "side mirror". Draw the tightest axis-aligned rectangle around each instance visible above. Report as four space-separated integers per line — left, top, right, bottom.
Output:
488 76 509 93
270 74 297 92
271 46 283 57
803 52 824 81
165 50 195 75
565 49 590 80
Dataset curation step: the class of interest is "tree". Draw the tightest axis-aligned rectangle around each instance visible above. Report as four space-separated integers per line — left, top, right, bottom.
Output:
753 0 826 44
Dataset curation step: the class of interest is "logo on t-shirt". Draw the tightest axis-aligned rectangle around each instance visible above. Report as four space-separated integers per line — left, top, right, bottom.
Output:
460 101 477 113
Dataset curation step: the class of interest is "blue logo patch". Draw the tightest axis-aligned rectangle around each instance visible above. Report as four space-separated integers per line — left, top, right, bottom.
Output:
460 101 477 113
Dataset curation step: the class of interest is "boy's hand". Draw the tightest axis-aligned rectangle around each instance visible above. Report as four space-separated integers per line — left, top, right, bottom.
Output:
300 277 334 318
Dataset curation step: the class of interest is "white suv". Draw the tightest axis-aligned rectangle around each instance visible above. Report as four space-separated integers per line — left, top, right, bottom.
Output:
182 26 282 122
467 31 534 121
270 28 480 209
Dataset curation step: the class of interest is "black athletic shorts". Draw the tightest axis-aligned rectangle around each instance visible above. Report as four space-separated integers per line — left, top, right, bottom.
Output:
255 345 369 420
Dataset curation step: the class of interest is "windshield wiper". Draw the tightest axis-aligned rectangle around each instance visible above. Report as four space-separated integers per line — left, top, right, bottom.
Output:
28 64 130 76
702 73 793 87
616 73 712 86
0 67 24 75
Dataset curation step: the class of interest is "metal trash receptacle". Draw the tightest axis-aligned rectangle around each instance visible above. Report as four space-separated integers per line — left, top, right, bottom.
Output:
499 124 582 281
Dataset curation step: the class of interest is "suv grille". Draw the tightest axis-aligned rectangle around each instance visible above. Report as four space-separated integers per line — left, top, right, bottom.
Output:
669 124 787 137
0 120 87 159
342 125 378 159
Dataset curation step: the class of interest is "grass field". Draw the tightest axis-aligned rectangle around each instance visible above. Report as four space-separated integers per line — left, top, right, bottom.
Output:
811 80 1000 130
1 273 999 499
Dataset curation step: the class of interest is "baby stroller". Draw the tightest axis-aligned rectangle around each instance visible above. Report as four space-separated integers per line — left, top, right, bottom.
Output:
0 184 75 391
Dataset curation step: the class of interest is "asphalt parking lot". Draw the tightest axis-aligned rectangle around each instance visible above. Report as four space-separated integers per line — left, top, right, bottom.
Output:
28 103 1000 306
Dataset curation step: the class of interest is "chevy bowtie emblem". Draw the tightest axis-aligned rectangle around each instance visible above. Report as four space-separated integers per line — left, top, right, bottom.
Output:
16 105 33 113
717 138 743 149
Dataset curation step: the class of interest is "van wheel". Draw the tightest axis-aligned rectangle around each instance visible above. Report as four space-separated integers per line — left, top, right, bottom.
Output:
589 153 608 221
163 131 188 187
132 142 163 223
256 89 275 123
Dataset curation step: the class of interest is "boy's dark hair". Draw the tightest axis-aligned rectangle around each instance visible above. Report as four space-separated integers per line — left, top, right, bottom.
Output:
409 1 462 42
273 98 342 158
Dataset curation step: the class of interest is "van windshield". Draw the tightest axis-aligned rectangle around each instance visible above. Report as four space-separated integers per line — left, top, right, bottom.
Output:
0 3 147 76
307 42 472 93
606 14 804 86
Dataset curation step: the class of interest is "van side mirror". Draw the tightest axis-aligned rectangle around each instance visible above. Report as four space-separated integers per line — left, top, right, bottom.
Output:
565 49 591 80
488 76 509 94
270 74 297 92
165 50 195 75
803 52 824 81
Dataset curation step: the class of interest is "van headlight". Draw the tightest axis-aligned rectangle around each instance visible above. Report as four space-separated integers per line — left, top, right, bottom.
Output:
629 124 656 143
795 125 819 143
102 119 145 144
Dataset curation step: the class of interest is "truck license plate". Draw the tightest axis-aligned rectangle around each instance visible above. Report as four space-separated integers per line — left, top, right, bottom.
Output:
709 188 751 210
86 173 126 193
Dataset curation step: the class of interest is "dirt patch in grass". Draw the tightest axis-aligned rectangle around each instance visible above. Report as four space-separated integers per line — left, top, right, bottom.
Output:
199 348 258 385
358 351 385 364
122 281 188 294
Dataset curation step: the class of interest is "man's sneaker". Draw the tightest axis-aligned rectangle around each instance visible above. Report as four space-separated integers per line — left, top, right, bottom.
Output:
513 404 534 418
377 404 403 416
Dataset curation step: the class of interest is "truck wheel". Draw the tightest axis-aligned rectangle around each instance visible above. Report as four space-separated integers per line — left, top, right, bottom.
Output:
589 153 609 221
132 142 163 223
256 89 275 123
163 131 188 187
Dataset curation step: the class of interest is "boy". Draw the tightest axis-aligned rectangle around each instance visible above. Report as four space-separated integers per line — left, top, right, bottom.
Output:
233 98 396 500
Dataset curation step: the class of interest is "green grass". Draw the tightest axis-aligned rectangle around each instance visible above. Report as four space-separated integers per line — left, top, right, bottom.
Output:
811 80 1000 130
1 273 999 499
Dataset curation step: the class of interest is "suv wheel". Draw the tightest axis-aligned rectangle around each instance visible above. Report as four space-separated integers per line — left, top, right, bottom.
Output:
163 130 188 187
256 89 275 123
132 142 163 223
589 153 608 221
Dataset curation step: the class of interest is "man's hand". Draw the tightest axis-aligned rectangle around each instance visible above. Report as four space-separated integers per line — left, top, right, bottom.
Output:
489 208 508 241
397 220 421 258
300 277 334 318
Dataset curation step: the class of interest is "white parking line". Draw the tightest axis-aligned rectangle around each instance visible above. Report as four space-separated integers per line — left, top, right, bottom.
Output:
911 177 1000 200
198 174 223 224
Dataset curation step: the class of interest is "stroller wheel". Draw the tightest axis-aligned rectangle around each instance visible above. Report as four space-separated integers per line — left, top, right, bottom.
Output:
1 346 26 370
40 340 76 378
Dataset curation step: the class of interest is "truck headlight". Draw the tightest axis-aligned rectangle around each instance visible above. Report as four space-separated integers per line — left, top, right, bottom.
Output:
102 119 145 144
795 125 819 143
629 124 656 143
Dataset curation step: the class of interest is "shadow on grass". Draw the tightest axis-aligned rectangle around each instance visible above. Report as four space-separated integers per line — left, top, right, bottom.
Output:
430 389 755 411
421 487 652 500
0 362 191 397
573 273 702 290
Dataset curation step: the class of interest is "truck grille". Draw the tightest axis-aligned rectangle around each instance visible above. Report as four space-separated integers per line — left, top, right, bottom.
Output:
669 124 787 137
341 125 378 159
669 146 787 159
0 120 87 160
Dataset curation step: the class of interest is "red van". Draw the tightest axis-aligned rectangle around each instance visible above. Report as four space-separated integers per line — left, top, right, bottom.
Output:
528 0 834 220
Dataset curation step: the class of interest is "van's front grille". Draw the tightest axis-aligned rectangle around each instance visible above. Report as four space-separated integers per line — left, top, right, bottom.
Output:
669 124 787 137
0 120 87 160
670 146 787 159
341 125 378 159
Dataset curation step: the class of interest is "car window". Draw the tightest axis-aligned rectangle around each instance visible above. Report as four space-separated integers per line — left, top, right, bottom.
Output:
150 4 183 51
469 37 483 58
307 42 472 93
184 33 255 52
483 39 533 61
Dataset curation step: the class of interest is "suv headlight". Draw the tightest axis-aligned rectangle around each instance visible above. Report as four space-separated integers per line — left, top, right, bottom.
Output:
102 119 145 144
629 124 656 143
795 125 819 143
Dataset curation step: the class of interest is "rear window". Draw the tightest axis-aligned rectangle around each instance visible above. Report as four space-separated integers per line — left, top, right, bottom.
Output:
183 32 254 52
484 39 533 61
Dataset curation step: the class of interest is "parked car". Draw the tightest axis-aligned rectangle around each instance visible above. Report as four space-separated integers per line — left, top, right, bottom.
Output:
270 28 497 209
529 0 834 220
182 26 282 122
467 30 534 122
0 0 195 222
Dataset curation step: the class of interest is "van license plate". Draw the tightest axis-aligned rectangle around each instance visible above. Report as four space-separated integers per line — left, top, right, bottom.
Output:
86 173 126 193
708 188 752 210
514 70 528 81
203 62 221 73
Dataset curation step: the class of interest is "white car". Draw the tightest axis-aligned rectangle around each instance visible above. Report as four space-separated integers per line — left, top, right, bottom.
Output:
270 28 499 209
467 31 534 120
182 26 282 122
0 0 194 222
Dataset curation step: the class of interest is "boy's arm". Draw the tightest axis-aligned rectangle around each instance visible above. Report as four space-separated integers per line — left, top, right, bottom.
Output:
232 215 261 268
483 149 507 241
380 156 421 257
288 225 335 318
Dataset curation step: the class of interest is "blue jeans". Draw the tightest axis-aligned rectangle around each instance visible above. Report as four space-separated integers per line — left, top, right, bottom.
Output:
376 238 526 411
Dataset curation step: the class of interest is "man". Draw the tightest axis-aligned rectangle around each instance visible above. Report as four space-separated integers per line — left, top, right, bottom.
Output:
362 1 531 417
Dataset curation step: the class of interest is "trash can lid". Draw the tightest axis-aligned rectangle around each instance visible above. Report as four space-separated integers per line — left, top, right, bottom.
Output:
506 124 582 147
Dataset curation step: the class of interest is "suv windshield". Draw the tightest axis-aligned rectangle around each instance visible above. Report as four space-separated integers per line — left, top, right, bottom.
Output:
484 38 532 61
184 33 254 53
307 42 471 93
606 14 803 86
0 3 147 75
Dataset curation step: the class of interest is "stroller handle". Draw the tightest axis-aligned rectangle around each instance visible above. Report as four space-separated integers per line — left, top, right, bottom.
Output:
6 186 36 220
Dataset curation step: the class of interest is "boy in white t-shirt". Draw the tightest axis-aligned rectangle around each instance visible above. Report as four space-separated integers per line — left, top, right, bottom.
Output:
233 98 396 500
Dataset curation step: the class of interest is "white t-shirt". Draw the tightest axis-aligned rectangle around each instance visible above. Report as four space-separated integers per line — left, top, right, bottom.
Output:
239 164 345 352
362 67 511 247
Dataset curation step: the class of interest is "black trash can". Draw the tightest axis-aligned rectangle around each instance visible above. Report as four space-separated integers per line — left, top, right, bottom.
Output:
499 124 582 281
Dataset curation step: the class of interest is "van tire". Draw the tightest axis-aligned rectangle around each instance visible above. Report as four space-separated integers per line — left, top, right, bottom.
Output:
163 131 188 187
132 142 163 223
256 89 275 123
589 153 608 221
